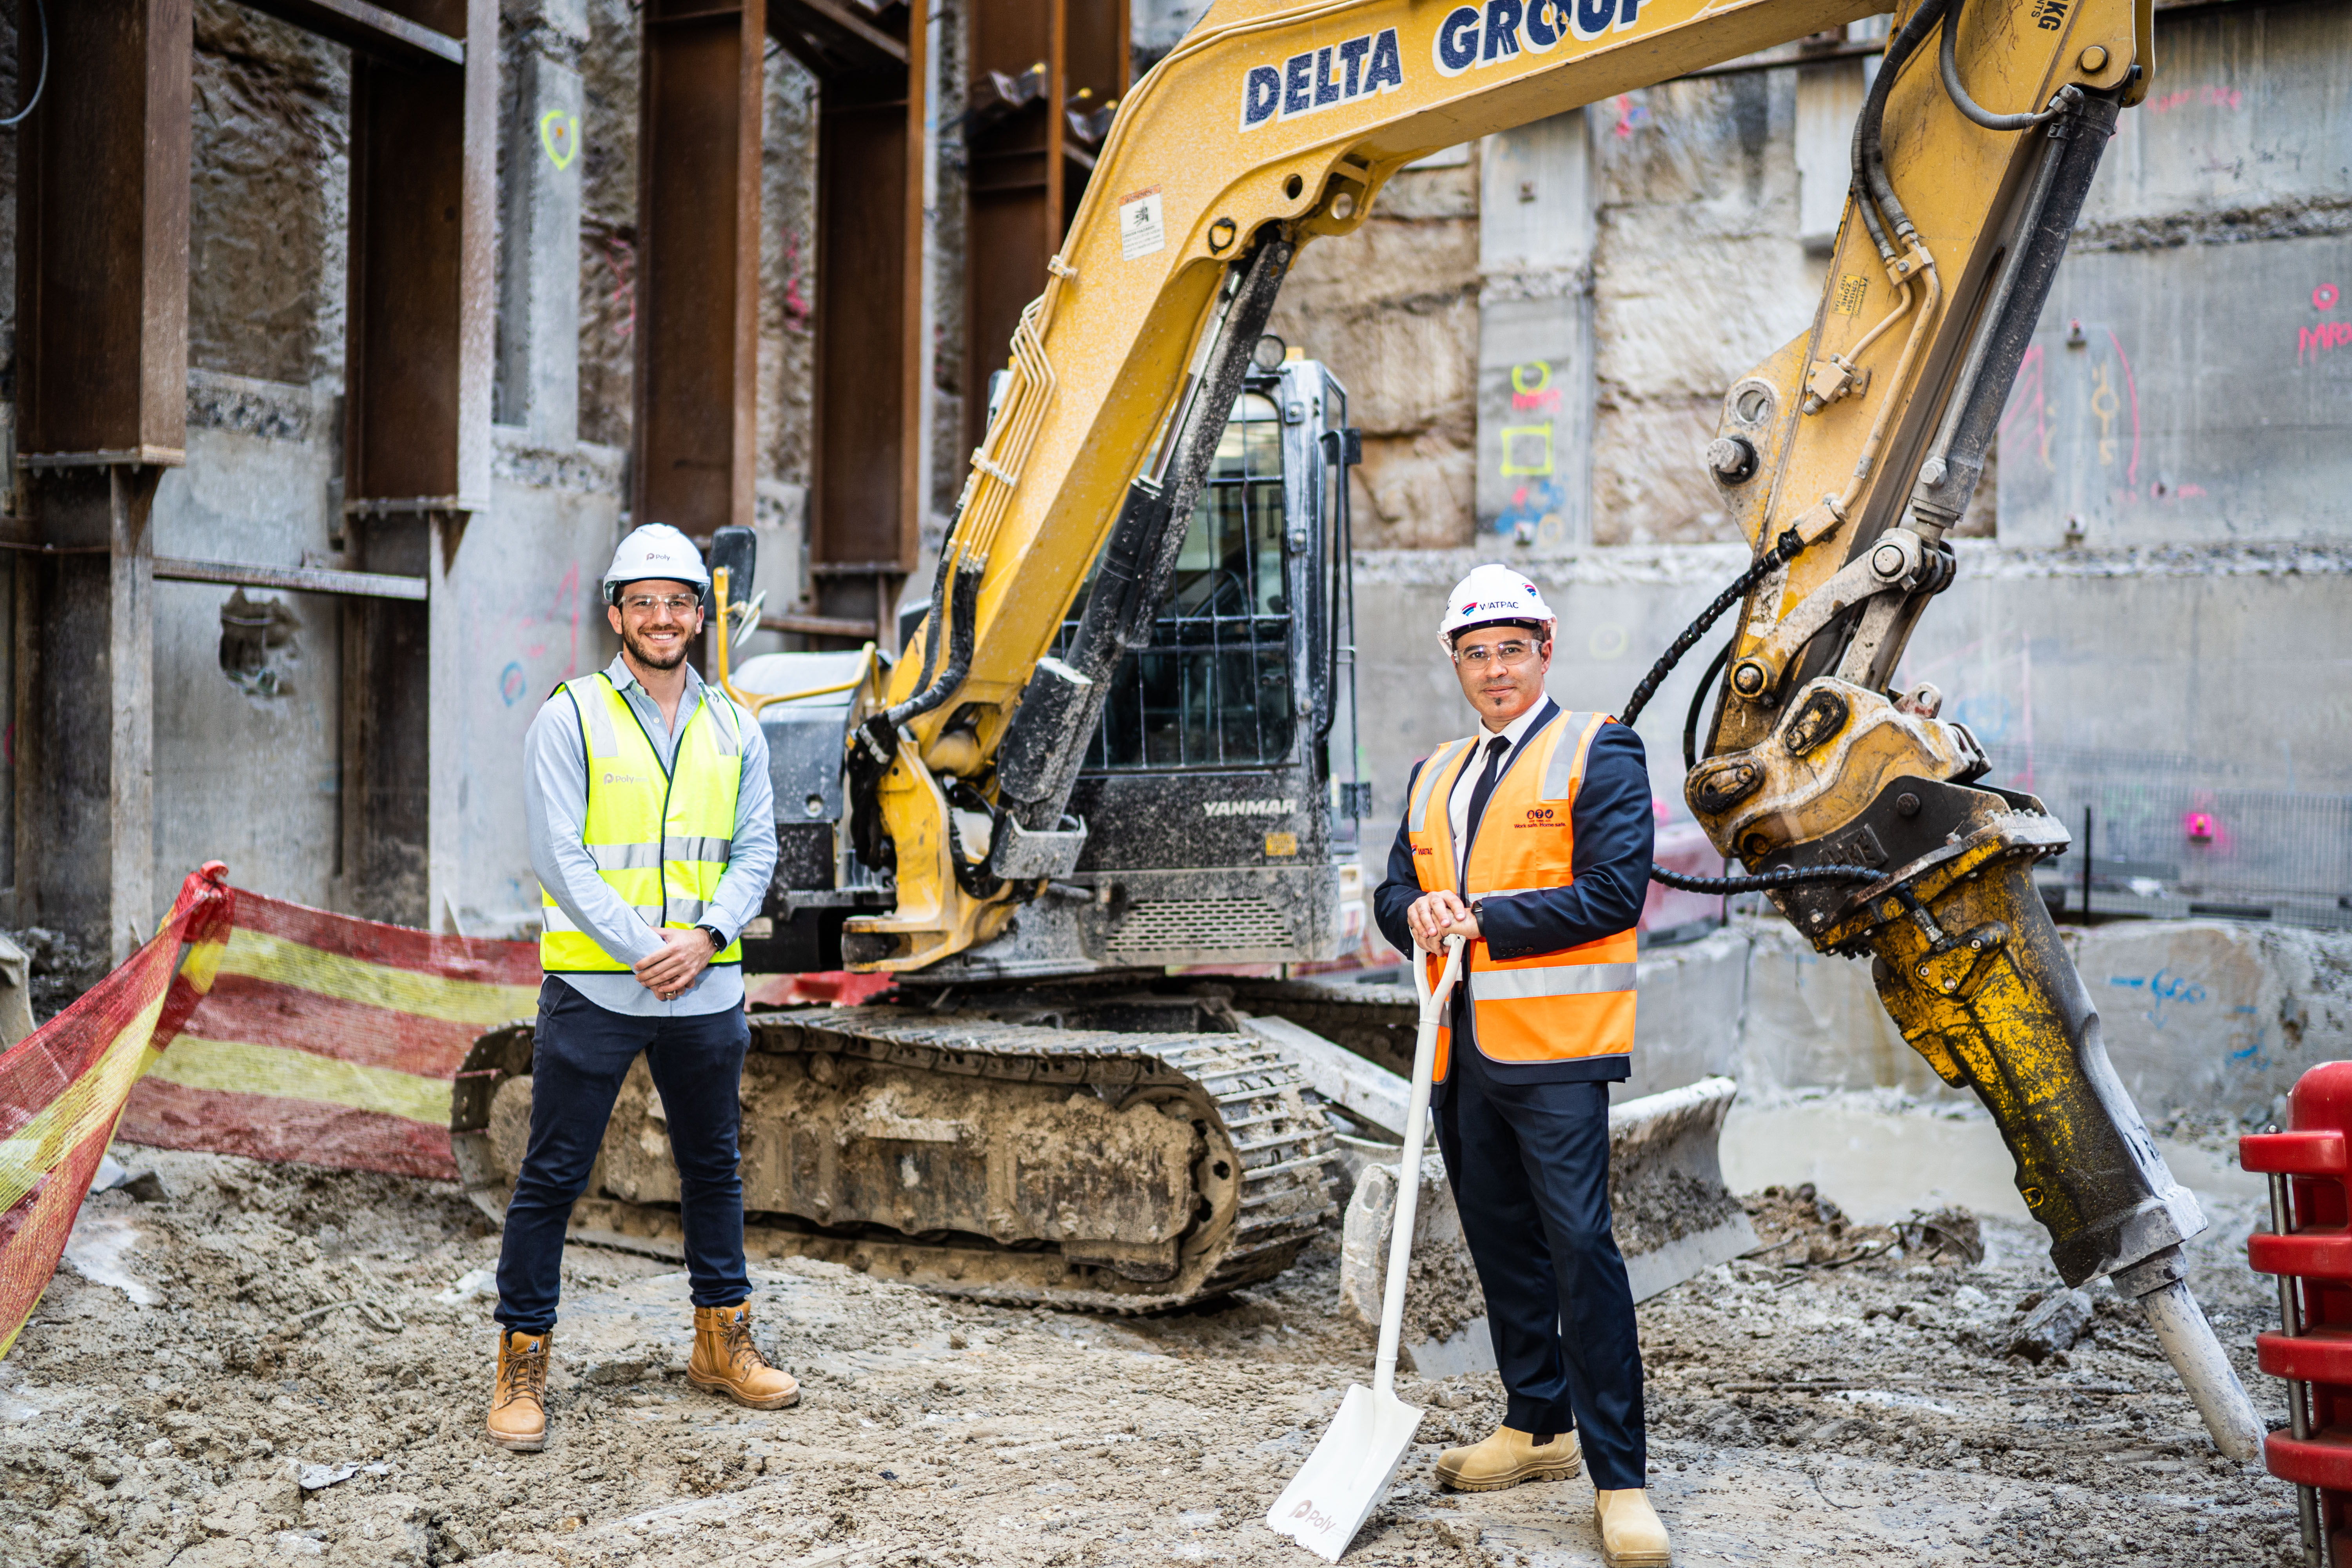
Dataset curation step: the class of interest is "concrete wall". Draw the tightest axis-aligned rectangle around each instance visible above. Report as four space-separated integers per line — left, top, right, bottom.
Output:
1617 915 2352 1128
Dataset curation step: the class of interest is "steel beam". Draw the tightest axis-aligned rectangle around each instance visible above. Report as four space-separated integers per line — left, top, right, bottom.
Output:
11 0 191 956
632 0 766 543
962 0 1127 456
340 0 494 927
234 0 464 68
771 0 926 641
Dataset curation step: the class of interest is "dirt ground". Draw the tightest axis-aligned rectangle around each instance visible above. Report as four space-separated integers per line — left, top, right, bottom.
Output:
1 1132 2302 1568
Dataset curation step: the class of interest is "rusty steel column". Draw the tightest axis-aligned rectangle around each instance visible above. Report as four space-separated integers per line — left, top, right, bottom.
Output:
633 0 766 544
13 0 192 957
962 0 1127 457
772 0 924 646
340 0 496 927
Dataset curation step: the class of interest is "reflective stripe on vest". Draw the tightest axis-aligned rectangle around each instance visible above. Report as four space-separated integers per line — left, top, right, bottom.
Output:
541 675 748 972
1405 709 1638 1081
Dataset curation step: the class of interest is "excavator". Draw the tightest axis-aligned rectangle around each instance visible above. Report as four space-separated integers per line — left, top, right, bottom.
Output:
453 0 2263 1459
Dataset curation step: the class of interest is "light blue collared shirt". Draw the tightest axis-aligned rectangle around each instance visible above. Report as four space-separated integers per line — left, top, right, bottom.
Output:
524 654 777 1016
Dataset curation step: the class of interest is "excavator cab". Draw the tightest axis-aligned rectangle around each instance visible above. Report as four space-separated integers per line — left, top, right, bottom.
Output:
739 355 1369 980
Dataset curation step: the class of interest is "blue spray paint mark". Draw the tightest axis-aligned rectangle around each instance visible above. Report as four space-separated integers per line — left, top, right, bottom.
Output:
500 661 528 706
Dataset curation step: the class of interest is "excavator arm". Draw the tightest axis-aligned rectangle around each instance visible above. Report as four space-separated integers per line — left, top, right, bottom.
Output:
847 0 2261 1457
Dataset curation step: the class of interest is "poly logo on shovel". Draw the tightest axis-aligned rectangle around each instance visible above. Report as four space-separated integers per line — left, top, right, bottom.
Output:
1287 1499 1338 1536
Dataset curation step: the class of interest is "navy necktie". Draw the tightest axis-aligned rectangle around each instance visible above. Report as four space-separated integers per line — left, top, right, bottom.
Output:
1462 733 1512 862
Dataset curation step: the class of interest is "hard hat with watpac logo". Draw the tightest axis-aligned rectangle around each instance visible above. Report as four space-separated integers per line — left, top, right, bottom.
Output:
602 522 712 604
1437 564 1556 649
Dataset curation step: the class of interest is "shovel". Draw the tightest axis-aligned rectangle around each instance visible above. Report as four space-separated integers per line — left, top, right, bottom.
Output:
1267 934 1465 1562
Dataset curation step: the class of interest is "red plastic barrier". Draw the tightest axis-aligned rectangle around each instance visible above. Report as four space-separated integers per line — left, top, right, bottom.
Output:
2243 1062 2352 1559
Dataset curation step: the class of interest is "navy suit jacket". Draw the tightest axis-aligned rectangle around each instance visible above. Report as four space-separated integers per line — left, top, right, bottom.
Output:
1372 699 1654 1086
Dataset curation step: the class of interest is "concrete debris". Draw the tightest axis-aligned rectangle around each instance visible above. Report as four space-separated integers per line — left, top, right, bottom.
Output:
294 1459 365 1491
60 1214 156 1307
2008 1289 2098 1364
1899 1206 1988 1267
88 1154 169 1204
434 1266 497 1305
0 1135 2304 1564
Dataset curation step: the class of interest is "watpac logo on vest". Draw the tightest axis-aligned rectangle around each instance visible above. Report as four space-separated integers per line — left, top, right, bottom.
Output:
1239 27 1404 131
1432 0 1645 82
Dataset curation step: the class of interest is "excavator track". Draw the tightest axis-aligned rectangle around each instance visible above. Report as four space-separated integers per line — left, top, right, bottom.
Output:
451 1001 1336 1312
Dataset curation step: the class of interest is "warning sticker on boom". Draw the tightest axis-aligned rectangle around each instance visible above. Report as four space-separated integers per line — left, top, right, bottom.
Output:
1121 188 1166 260
1834 274 1869 316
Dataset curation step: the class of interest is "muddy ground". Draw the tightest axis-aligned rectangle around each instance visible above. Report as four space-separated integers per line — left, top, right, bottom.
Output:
1 1133 2301 1568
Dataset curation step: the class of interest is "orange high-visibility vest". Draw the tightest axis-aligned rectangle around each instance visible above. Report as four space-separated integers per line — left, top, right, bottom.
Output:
1405 708 1639 1082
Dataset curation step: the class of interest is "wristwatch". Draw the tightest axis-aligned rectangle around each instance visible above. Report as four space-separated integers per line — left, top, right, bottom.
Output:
1468 899 1485 924
697 924 727 953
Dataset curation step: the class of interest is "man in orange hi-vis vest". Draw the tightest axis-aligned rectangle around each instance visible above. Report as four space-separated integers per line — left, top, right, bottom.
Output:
1373 564 1667 1568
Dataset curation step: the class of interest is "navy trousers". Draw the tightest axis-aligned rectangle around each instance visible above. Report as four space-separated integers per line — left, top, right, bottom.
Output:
1432 1045 1647 1490
494 978 753 1334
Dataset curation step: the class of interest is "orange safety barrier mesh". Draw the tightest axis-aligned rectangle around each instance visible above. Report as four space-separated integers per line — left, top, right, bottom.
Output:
0 864 235 1358
118 885 542 1182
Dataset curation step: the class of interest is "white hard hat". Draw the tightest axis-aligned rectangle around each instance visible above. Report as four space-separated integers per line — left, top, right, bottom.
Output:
1438 564 1556 649
603 523 711 604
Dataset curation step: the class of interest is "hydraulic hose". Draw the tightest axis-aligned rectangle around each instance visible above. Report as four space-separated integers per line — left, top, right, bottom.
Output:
1651 862 1880 896
1939 0 2079 133
1619 528 1805 730
1856 0 1951 247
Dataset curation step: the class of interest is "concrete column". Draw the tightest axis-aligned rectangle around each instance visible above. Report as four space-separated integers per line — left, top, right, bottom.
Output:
497 0 590 445
1476 111 1595 551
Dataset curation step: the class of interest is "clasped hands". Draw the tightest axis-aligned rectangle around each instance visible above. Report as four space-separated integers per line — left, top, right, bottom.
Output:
633 926 718 1002
1404 890 1482 955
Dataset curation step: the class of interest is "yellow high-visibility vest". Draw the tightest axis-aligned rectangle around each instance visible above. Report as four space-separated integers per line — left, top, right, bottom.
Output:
541 673 749 973
1405 709 1639 1082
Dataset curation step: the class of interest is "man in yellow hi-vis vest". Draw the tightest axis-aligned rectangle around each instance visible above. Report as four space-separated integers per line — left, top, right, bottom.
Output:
489 524 790 1454
1373 565 1668 1568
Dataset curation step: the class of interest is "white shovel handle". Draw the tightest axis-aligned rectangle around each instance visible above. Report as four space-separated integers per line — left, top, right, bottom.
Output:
1375 935 1466 1399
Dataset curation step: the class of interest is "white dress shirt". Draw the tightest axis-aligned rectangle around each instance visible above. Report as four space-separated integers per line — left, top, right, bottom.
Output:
1446 697 1555 882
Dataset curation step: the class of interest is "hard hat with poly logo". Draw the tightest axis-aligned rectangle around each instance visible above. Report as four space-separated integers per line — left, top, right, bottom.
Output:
603 523 711 604
1437 564 1556 650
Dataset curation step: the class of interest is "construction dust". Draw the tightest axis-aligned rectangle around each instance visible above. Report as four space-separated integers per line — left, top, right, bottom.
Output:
0 1139 2301 1567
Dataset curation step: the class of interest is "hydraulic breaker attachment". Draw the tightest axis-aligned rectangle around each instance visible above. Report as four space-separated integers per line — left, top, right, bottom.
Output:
1693 675 2263 1460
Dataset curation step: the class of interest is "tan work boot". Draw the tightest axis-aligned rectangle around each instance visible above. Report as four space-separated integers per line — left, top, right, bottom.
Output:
1434 1425 1581 1491
1594 1487 1672 1567
687 1301 801 1410
487 1329 550 1452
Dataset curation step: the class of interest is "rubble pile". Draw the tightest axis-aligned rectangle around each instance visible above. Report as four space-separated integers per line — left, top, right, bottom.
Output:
0 1143 2303 1566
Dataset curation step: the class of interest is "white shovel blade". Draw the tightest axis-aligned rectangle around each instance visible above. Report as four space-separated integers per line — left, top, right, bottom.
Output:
1265 1383 1426 1562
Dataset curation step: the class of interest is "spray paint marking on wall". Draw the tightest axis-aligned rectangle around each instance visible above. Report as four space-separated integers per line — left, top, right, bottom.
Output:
2301 283 2346 363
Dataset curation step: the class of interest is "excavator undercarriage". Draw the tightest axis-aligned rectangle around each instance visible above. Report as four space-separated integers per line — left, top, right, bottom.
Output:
452 986 1341 1311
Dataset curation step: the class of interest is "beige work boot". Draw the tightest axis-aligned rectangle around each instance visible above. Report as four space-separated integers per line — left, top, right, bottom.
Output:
487 1329 550 1452
1594 1487 1672 1567
1434 1425 1581 1491
687 1301 801 1410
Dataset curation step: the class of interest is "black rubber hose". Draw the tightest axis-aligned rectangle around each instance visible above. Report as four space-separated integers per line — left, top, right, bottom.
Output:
1651 862 1882 895
1681 636 1735 773
1940 0 2074 133
1619 527 1804 729
1857 0 1951 246
884 557 984 730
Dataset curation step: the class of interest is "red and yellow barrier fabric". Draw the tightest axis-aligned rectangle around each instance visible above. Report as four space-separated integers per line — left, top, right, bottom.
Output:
0 864 235 1357
119 885 541 1181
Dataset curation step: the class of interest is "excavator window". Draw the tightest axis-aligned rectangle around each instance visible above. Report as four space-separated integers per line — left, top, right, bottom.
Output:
1073 390 1297 770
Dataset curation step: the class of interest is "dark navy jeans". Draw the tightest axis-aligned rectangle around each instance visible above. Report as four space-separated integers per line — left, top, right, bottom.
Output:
494 977 752 1335
1433 1045 1647 1490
